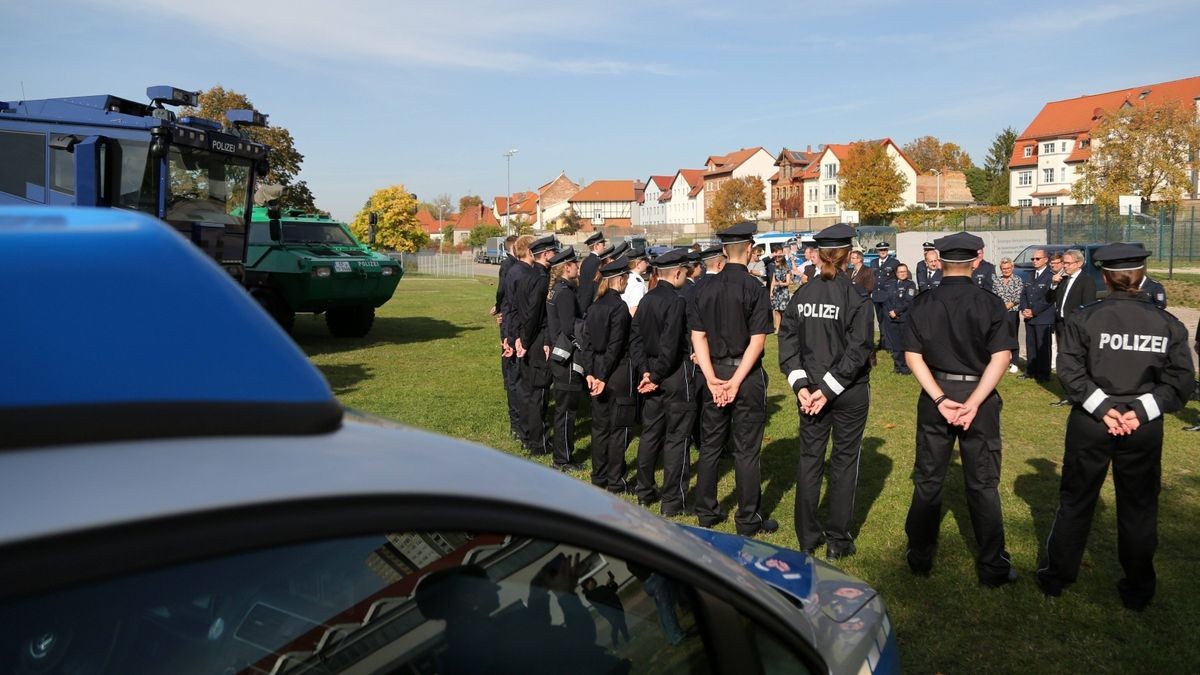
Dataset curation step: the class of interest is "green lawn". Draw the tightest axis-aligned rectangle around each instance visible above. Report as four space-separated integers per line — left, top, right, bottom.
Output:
299 277 1200 674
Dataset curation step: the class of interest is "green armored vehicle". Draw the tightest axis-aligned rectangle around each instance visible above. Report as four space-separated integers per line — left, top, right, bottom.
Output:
245 206 402 337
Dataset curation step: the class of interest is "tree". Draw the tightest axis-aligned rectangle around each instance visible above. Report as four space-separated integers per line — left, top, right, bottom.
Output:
509 216 534 235
705 176 766 230
557 206 583 234
468 224 504 247
981 127 1018 206
902 136 973 173
459 195 483 212
964 166 991 204
183 86 317 212
349 185 428 252
440 221 455 251
838 141 908 220
1072 100 1200 211
419 193 454 219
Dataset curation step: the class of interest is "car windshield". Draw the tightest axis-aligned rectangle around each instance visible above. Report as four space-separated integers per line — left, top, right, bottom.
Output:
164 145 253 226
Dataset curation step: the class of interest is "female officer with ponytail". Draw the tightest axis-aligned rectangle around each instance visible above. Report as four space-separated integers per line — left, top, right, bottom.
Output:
777 223 875 559
546 248 585 473
582 257 635 494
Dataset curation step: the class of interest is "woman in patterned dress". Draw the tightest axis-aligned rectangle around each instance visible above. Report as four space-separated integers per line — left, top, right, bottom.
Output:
770 247 793 330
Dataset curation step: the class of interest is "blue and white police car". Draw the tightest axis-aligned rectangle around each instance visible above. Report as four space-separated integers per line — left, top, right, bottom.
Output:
0 208 899 674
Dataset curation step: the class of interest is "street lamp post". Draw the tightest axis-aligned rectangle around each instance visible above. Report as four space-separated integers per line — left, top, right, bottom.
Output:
504 149 519 234
437 203 446 251
931 169 942 210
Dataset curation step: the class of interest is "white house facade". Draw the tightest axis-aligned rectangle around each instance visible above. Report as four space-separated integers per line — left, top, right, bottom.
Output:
802 139 919 217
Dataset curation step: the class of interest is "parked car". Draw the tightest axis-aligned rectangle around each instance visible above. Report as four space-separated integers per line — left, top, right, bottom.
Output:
0 207 899 675
1012 242 1146 298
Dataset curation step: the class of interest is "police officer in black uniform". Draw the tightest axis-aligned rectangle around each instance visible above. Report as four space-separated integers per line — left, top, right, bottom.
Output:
577 232 607 316
683 245 725 453
972 248 997 293
1140 274 1168 310
915 241 935 279
1036 244 1193 610
917 250 942 294
500 235 532 444
871 242 899 350
884 264 918 375
689 222 779 536
901 231 1018 586
631 248 697 515
493 235 523 439
778 223 874 558
514 235 559 455
546 247 586 472
582 257 635 494
1018 248 1055 382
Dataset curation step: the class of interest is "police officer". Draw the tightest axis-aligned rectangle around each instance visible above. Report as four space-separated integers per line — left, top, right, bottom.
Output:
683 245 726 453
577 232 607 316
500 235 534 444
1036 244 1193 609
582 257 635 494
689 222 778 536
1140 274 1168 310
885 263 918 375
915 241 935 279
493 235 523 440
1018 248 1055 382
871 242 899 350
901 231 1018 586
778 223 874 559
631 249 697 515
972 248 997 293
546 247 586 472
917 250 942 294
513 235 559 455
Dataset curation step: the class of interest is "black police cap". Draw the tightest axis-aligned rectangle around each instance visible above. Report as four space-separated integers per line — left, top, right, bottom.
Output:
698 245 725 261
934 232 984 263
874 241 890 251
814 223 855 249
549 248 578 266
1093 243 1150 270
608 242 630 259
921 241 935 250
686 250 701 263
628 247 647 261
584 232 605 246
530 235 558 254
716 221 757 243
600 256 631 279
652 248 690 269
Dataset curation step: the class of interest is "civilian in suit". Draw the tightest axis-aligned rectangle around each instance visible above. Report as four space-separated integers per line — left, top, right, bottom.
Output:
1049 248 1097 405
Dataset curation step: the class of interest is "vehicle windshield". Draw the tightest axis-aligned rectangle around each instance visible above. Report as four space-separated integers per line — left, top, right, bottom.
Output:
164 145 253 226
281 221 358 246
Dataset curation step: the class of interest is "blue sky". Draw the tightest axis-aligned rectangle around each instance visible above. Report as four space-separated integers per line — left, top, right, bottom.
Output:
3 0 1198 222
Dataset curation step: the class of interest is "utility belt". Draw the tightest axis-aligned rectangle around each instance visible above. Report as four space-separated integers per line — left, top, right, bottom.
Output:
713 356 742 367
931 370 980 382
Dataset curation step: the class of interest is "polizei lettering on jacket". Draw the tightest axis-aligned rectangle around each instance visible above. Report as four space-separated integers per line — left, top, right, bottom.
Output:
1097 332 1168 353
796 303 840 320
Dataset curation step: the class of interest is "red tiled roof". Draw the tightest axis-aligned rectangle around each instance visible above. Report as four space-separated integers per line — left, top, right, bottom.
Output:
569 179 637 203
1010 75 1200 169
659 191 672 203
456 204 500 230
704 146 767 177
647 175 674 191
415 209 445 235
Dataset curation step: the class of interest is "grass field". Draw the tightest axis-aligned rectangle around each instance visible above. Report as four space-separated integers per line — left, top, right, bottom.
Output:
1149 270 1200 309
298 276 1200 674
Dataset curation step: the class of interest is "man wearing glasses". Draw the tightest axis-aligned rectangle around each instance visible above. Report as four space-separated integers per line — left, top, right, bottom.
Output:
1050 249 1097 405
1019 249 1055 382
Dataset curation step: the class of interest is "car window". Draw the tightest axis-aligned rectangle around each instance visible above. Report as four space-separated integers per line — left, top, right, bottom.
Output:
0 531 713 674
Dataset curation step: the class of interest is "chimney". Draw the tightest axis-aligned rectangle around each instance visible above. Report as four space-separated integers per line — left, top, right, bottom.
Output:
806 144 812 153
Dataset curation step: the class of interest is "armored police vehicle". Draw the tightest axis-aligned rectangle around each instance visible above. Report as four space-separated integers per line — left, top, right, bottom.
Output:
246 206 403 336
0 86 269 279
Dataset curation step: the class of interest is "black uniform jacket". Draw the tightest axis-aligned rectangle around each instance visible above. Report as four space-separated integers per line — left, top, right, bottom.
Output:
496 254 515 310
501 260 532 344
1058 292 1193 424
1018 266 1056 326
850 265 875 298
885 279 918 321
972 260 997 294
577 253 601 316
581 291 632 384
1052 271 1097 320
917 268 942 294
1141 276 1168 310
547 279 581 360
687 263 774 360
630 283 689 384
515 263 551 352
902 276 1016 376
778 272 874 399
871 256 899 303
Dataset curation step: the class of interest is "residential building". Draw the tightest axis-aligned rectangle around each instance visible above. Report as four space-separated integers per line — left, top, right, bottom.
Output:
916 171 975 208
536 172 581 227
492 191 538 228
770 147 820 219
568 179 638 230
1009 75 1200 207
415 208 448 242
455 203 500 243
640 175 674 226
801 139 919 217
665 169 707 231
702 147 776 220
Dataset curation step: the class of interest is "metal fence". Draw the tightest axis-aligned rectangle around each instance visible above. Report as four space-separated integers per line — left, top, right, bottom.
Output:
396 252 475 278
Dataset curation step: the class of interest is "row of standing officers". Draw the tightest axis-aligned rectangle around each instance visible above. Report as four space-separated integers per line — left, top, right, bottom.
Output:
492 224 1196 608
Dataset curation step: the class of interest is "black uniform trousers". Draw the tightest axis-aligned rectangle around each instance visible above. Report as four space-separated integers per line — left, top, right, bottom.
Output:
884 319 908 372
695 362 767 535
1024 322 1053 381
904 380 1012 583
550 358 584 467
1004 312 1020 365
1037 408 1162 608
590 360 634 492
795 381 870 551
635 365 697 513
502 352 524 439
518 353 551 454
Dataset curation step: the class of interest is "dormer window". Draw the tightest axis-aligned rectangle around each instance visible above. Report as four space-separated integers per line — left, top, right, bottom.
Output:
1024 146 1033 158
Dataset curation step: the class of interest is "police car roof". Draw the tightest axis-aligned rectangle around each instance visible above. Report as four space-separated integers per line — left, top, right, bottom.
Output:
0 207 341 450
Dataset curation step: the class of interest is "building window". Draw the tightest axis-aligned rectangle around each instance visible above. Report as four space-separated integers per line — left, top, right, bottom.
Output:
824 163 837 179
1018 198 1033 207
823 204 836 214
1061 142 1068 152
1024 146 1033 158
825 184 837 198
1043 168 1055 183
1039 197 1059 206
1018 172 1032 186
1042 142 1055 154
1060 167 1068 182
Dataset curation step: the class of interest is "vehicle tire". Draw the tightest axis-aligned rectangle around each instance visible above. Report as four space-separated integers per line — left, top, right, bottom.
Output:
326 306 375 338
251 289 295 333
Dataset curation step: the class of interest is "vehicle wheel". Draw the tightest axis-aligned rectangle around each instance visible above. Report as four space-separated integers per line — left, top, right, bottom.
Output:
250 289 295 333
325 306 375 338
